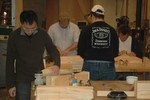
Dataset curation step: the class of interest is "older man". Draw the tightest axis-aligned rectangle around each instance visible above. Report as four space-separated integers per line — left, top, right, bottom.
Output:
48 15 80 56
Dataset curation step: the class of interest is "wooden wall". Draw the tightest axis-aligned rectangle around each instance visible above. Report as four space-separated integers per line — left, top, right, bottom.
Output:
46 0 93 30
15 0 150 30
93 0 137 28
15 0 23 29
46 0 59 30
23 0 46 28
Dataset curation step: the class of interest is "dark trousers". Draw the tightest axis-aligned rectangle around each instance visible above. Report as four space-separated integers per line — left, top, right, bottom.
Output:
16 81 31 100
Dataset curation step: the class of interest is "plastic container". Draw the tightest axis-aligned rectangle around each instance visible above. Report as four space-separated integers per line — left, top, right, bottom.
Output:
34 73 44 85
126 76 138 84
69 73 78 86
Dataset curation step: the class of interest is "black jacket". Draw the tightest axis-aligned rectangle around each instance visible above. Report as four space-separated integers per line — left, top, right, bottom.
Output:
6 27 60 88
78 21 119 62
131 37 143 58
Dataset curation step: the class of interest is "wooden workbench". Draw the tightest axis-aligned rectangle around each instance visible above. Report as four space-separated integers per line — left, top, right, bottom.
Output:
94 97 139 100
91 81 134 91
35 80 150 100
91 81 135 99
92 81 150 100
115 64 150 72
55 56 150 73
55 63 150 73
60 64 150 73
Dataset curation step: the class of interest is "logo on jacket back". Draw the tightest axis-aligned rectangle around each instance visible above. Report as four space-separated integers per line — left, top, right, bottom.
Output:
92 27 111 48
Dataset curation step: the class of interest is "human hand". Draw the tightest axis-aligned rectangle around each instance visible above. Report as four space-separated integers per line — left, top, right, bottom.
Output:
129 52 136 56
8 87 16 97
51 65 60 75
119 50 127 56
56 47 62 56
61 50 69 56
42 65 60 76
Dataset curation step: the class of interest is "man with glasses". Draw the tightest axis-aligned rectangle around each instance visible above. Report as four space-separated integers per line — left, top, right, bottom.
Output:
6 10 60 100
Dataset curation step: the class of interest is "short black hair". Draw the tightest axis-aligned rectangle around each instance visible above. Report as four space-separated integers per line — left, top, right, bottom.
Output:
20 10 38 25
116 16 129 27
118 25 131 35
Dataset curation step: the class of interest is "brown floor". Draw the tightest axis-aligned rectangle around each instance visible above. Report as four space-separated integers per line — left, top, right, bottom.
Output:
0 73 149 100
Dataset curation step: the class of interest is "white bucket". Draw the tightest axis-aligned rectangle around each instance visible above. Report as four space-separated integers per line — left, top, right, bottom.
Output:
126 76 138 84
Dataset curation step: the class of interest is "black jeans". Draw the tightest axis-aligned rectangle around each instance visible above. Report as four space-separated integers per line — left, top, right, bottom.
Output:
16 81 31 100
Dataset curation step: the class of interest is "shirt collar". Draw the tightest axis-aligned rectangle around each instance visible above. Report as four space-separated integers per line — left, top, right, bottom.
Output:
20 28 38 36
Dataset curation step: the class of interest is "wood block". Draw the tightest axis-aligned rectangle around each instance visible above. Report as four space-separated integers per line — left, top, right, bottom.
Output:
42 68 73 76
115 55 142 63
35 86 93 100
46 71 89 86
143 58 150 67
75 71 90 85
135 81 150 99
115 64 150 72
45 56 83 72
46 74 70 86
61 56 83 71
61 64 72 69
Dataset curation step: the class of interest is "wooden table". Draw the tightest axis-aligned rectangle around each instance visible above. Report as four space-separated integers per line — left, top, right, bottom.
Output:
91 81 148 100
91 81 134 98
46 56 150 80
94 97 141 100
35 80 150 100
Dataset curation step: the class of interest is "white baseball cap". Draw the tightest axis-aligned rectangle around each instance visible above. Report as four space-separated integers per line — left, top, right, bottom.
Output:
91 5 105 15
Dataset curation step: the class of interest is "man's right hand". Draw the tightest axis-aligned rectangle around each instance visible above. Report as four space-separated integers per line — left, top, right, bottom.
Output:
9 87 16 97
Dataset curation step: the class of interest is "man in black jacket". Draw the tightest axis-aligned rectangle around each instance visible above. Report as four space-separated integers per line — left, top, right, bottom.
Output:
78 5 119 80
6 10 60 100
